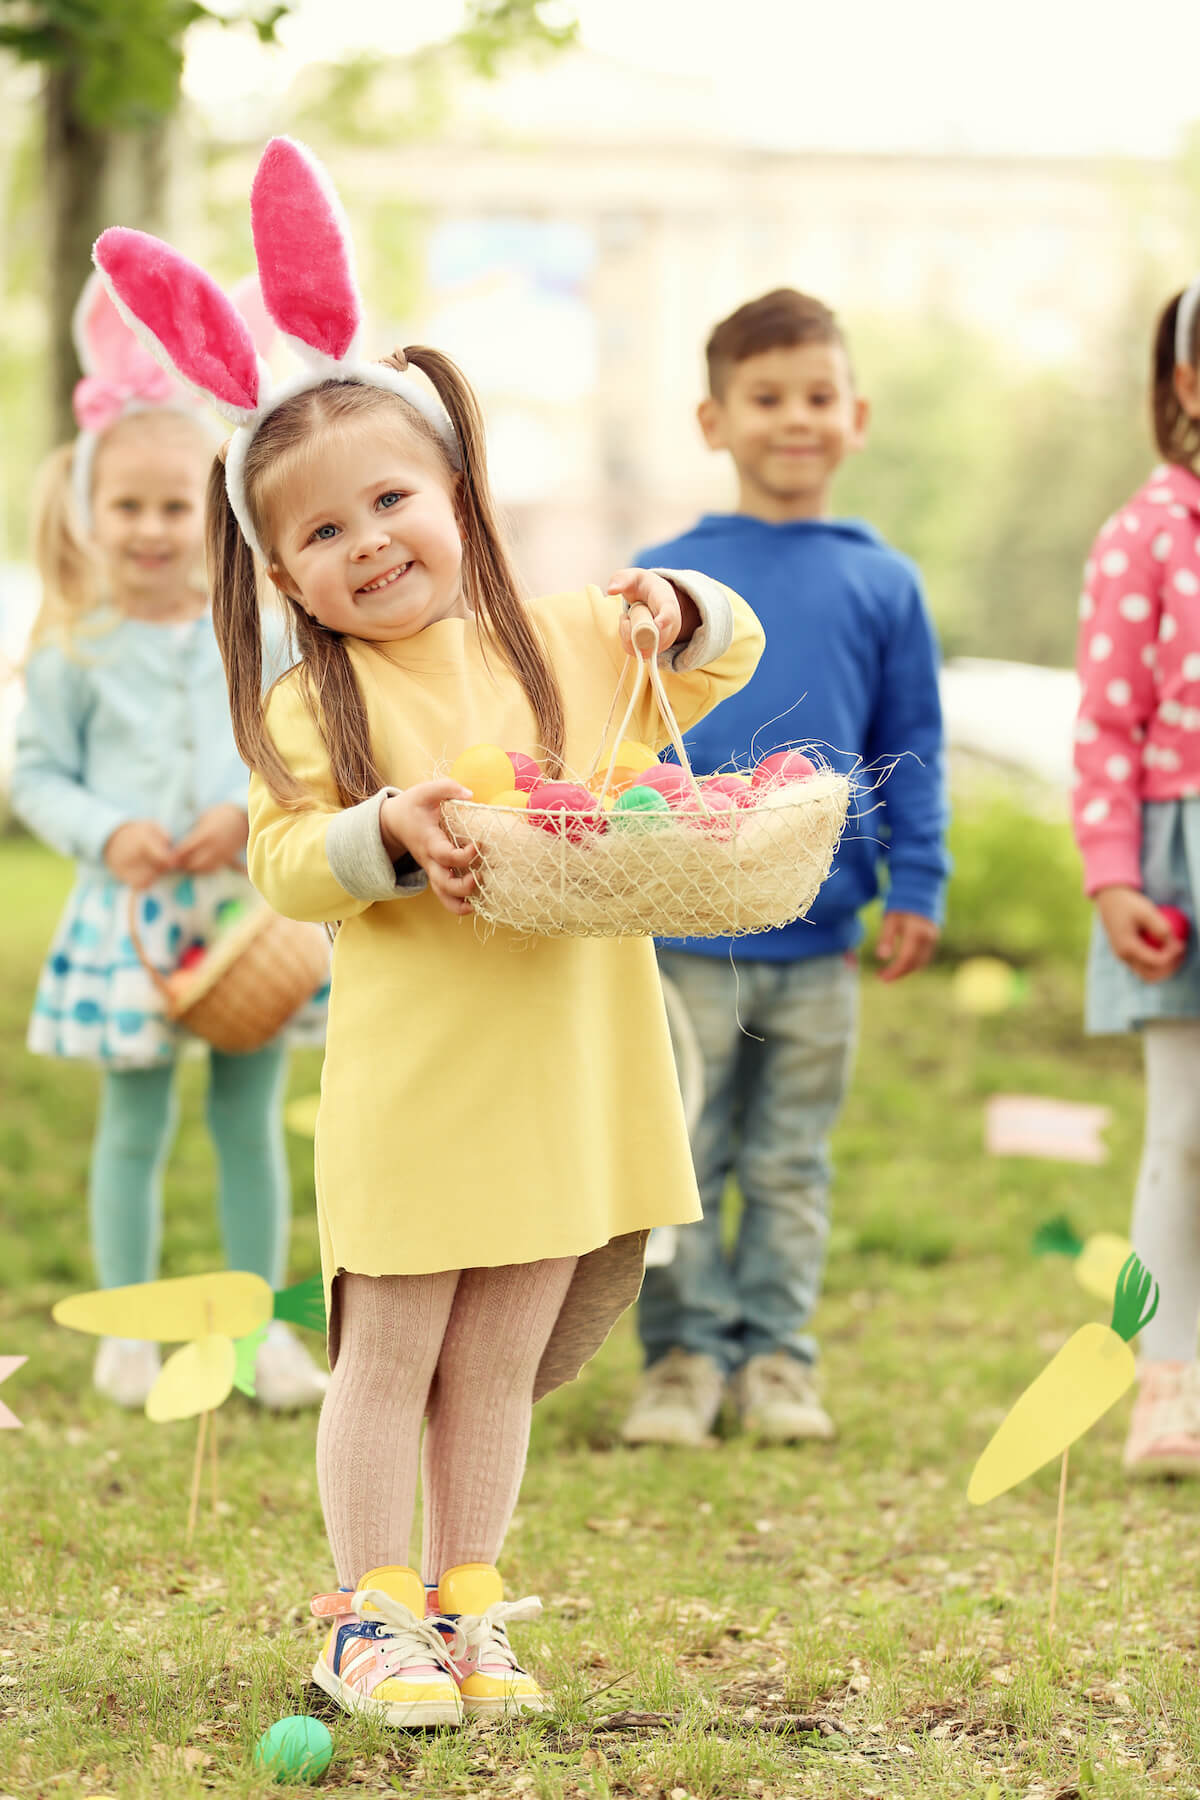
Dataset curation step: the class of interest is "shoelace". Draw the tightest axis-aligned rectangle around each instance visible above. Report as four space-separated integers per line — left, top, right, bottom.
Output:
351 1588 462 1677
453 1596 542 1672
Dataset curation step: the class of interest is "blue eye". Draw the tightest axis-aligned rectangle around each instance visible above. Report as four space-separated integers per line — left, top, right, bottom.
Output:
312 524 339 541
378 491 401 509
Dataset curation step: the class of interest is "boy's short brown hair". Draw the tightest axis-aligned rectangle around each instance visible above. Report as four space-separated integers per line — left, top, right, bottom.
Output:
706 288 846 399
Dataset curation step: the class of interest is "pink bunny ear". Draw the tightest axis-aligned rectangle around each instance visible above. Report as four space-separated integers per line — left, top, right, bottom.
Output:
94 228 263 423
250 137 361 366
72 273 140 380
229 274 277 361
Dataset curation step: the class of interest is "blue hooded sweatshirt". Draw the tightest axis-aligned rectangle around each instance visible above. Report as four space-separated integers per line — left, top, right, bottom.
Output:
638 514 949 962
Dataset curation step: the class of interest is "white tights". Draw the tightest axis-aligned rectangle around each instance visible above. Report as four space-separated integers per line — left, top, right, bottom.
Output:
1131 1021 1200 1363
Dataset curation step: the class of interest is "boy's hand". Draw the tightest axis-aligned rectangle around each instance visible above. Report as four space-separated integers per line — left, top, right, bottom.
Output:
608 569 701 656
104 819 177 891
174 804 249 874
379 781 479 916
1096 885 1187 983
876 910 939 982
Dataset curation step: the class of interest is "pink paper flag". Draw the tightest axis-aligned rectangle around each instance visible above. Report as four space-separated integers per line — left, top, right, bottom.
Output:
984 1095 1111 1164
0 1356 26 1429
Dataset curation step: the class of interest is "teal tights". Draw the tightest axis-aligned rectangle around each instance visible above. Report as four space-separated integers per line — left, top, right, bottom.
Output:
88 1042 290 1290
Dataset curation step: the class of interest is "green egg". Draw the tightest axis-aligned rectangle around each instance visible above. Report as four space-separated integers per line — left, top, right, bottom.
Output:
611 785 671 831
253 1716 333 1784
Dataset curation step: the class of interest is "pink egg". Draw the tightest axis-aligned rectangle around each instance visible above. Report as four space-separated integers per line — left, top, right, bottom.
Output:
688 787 739 837
635 765 694 806
506 751 542 792
702 774 757 808
1139 904 1191 947
751 751 817 790
526 781 606 844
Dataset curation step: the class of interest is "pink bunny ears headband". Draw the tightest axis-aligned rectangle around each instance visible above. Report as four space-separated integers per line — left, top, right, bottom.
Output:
92 136 459 562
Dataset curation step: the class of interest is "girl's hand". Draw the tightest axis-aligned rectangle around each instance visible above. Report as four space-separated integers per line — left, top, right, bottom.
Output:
608 570 701 657
104 820 177 891
1096 885 1188 983
379 781 480 916
876 911 939 983
175 804 250 874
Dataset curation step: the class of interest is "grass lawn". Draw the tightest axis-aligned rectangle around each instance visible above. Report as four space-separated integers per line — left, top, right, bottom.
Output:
1 833 1197 1800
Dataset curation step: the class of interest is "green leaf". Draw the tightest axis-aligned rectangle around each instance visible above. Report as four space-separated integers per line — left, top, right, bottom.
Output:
273 1273 326 1334
1110 1254 1160 1344
1032 1215 1084 1259
232 1324 267 1397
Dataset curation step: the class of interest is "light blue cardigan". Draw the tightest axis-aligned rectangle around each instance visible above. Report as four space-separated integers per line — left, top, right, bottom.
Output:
11 614 253 868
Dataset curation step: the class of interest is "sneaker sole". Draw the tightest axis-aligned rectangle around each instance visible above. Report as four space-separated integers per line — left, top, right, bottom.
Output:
620 1421 718 1448
311 1658 463 1727
741 1417 836 1444
462 1693 549 1718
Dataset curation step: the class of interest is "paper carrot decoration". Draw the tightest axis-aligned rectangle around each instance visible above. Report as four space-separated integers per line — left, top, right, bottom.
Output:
968 1253 1158 1506
1033 1216 1134 1304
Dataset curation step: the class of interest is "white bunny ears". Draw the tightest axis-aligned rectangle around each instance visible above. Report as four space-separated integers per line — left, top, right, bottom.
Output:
93 137 459 561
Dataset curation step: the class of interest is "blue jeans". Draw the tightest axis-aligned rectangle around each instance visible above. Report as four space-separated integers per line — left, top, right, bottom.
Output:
639 948 858 1374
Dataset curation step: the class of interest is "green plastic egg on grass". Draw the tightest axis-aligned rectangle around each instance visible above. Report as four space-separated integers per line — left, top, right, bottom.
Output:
611 785 671 830
253 1715 333 1784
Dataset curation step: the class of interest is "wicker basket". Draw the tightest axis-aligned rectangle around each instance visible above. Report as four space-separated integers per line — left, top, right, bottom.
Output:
129 895 330 1055
443 604 850 939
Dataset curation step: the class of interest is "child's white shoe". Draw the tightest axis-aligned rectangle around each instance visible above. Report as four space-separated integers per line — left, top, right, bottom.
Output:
1123 1361 1200 1476
93 1336 161 1408
253 1319 329 1410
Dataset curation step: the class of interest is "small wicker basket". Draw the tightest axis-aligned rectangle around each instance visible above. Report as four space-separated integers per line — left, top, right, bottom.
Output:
129 894 330 1055
443 604 850 940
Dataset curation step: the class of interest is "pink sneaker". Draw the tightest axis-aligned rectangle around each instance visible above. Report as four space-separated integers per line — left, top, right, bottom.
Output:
1123 1362 1200 1476
311 1565 463 1727
425 1563 547 1717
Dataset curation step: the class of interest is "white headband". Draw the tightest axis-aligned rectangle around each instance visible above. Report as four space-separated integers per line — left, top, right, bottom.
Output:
91 136 460 564
1176 274 1200 368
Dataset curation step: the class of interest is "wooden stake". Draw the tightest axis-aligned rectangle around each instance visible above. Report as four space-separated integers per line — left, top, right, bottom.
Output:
1049 1447 1069 1634
209 1401 219 1517
186 1409 209 1548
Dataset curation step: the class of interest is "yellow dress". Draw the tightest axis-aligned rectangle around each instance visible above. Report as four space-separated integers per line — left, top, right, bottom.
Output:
249 583 764 1393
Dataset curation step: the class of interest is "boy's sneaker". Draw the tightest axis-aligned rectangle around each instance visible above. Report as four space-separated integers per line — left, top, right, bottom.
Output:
1123 1361 1200 1476
253 1320 329 1411
93 1337 161 1409
311 1565 463 1727
619 1348 723 1447
426 1563 546 1717
732 1352 835 1443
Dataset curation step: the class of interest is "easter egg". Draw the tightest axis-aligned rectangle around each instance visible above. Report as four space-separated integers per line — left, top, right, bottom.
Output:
253 1715 333 1784
752 751 816 790
635 765 694 806
1138 904 1191 947
527 781 606 843
179 945 206 972
612 739 657 774
702 774 756 808
488 789 530 810
506 750 542 792
610 785 671 830
689 787 739 836
450 744 517 804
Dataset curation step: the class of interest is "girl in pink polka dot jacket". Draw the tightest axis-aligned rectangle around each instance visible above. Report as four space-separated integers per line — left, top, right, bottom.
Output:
1073 278 1200 1476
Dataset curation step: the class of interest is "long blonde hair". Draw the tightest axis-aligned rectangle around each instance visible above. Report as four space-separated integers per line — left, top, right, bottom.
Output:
209 347 566 809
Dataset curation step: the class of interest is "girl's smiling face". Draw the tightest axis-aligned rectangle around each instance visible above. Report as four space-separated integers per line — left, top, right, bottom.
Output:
90 415 210 613
265 419 466 640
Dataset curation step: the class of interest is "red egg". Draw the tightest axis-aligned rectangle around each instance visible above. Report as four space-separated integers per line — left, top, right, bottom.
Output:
689 787 739 836
526 781 606 843
752 751 817 790
635 765 694 806
1139 905 1191 947
702 774 757 808
506 751 542 792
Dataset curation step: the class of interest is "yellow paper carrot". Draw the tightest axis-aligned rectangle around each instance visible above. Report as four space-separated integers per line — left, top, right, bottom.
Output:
968 1254 1159 1506
1033 1215 1134 1305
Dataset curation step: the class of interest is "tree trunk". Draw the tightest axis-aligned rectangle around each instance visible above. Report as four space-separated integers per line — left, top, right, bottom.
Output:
44 62 113 446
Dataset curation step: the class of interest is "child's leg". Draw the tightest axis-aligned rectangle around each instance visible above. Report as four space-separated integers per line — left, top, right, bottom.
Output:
1131 1020 1200 1362
316 1270 459 1587
637 950 757 1372
419 1256 577 1583
734 953 858 1366
88 1063 179 1286
207 1042 289 1285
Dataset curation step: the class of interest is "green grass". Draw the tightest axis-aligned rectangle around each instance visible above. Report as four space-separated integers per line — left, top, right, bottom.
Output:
1 833 1198 1799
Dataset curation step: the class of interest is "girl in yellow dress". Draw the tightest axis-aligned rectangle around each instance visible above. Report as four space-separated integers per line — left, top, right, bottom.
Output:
95 136 763 1729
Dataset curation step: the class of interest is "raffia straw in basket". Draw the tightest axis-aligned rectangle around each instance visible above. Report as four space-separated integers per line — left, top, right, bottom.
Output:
443 602 851 939
128 893 329 1055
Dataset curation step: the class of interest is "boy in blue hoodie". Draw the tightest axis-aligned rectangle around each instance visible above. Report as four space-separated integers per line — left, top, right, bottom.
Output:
623 288 949 1448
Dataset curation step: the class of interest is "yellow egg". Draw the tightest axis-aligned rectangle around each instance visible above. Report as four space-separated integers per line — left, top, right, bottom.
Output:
489 789 530 810
612 739 657 773
450 744 516 804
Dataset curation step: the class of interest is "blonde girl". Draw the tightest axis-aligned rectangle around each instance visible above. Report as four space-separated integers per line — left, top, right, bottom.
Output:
93 137 764 1725
11 276 327 1413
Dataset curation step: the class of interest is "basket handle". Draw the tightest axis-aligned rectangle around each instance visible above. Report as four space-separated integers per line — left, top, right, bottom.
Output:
126 889 174 1004
592 602 705 805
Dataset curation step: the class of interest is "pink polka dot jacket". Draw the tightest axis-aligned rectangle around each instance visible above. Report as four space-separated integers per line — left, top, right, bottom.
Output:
1073 462 1200 895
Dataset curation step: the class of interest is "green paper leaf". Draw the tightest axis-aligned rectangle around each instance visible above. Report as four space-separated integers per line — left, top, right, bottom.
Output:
232 1324 267 1397
272 1274 326 1334
1032 1215 1084 1259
